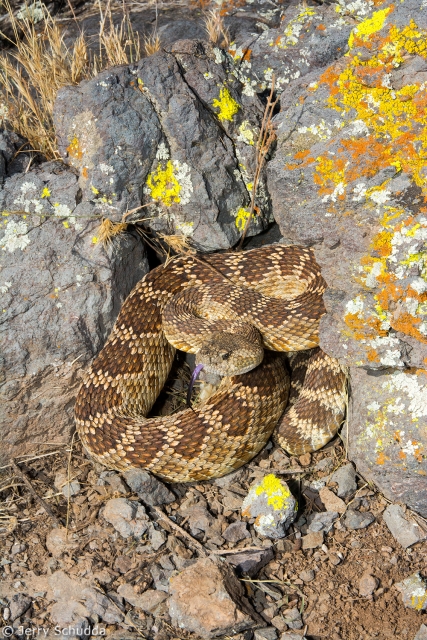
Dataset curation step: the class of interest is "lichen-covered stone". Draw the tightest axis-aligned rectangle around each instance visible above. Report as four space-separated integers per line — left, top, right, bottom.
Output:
0 162 148 463
53 40 271 251
266 0 427 516
241 474 297 538
348 367 427 517
395 573 427 611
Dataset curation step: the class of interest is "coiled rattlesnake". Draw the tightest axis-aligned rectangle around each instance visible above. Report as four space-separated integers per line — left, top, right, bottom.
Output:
75 244 347 482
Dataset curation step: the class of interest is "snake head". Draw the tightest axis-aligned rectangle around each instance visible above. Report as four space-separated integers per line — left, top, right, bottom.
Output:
195 330 264 377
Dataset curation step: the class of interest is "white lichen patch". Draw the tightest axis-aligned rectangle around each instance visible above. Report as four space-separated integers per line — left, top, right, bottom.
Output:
213 48 224 64
99 163 114 175
369 189 391 206
0 220 30 252
346 295 364 317
335 0 373 17
237 121 256 146
298 119 333 140
156 143 170 161
352 182 367 202
14 182 44 214
383 371 427 420
173 162 193 205
0 281 12 294
322 181 346 203
175 221 194 237
17 0 45 23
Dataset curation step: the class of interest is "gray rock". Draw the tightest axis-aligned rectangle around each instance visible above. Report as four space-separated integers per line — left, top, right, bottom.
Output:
0 162 148 464
308 511 339 533
53 41 271 251
123 468 175 506
414 624 427 640
222 521 251 543
348 367 427 517
54 471 81 498
242 475 297 539
282 607 302 630
299 570 315 583
168 556 260 638
150 562 172 593
117 584 168 613
396 573 427 610
280 634 307 640
330 464 357 499
224 547 274 578
8 593 32 621
10 544 26 556
383 504 427 548
254 628 278 640
100 471 129 495
262 0 427 516
149 527 167 551
102 498 149 538
81 587 124 624
343 510 375 531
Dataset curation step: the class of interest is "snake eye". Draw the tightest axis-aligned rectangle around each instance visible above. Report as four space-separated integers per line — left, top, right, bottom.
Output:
221 351 231 360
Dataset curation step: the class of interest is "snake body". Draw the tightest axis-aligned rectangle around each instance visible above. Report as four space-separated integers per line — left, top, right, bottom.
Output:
75 245 347 482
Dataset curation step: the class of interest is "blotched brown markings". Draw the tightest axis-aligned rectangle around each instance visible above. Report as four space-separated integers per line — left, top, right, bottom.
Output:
75 245 346 480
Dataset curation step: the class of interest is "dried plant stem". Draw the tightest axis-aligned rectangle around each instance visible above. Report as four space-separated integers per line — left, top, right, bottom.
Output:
10 458 63 528
237 76 279 250
151 505 209 556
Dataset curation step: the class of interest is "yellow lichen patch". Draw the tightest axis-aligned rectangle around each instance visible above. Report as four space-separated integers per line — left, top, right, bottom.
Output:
146 160 182 206
273 6 317 50
67 136 83 160
315 19 427 196
348 6 393 49
254 474 295 511
235 207 254 231
212 87 240 122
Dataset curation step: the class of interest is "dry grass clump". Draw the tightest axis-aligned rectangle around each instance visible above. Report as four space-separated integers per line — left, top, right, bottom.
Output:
143 31 161 56
97 218 129 246
0 3 91 158
0 0 143 159
204 6 229 47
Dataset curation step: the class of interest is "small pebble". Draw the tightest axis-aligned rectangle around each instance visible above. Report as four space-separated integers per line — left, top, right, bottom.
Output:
382 504 426 549
302 530 324 549
299 453 311 467
299 569 315 583
330 463 356 498
414 624 427 640
254 628 278 640
329 552 342 566
222 521 251 543
358 573 379 597
282 607 303 630
319 488 346 514
343 510 375 530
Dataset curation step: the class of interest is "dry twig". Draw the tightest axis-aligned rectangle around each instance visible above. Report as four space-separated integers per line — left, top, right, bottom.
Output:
10 458 63 528
237 76 279 249
150 505 209 556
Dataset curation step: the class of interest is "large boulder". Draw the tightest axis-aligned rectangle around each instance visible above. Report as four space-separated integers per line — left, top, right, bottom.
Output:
0 161 148 463
53 40 271 251
267 0 427 512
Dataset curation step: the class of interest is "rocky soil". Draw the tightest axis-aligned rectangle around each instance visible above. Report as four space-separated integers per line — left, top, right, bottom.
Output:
1 427 427 640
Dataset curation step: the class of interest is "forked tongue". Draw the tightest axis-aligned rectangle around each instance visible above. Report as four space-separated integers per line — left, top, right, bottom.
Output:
187 363 204 407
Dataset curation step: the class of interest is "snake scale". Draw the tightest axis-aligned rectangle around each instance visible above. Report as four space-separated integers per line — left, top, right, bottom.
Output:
75 244 347 482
